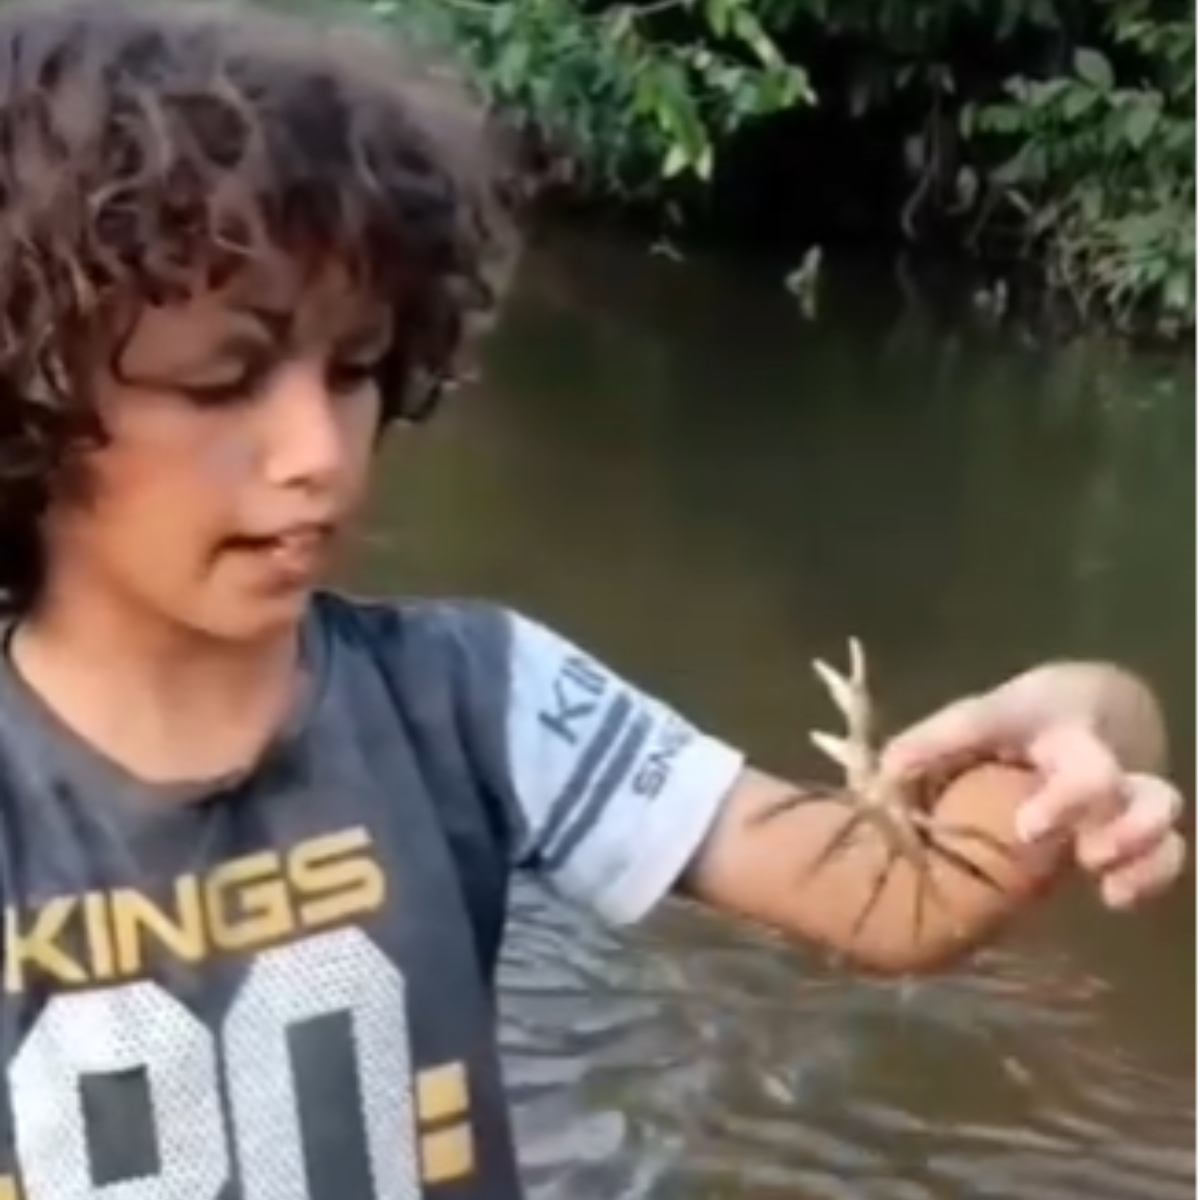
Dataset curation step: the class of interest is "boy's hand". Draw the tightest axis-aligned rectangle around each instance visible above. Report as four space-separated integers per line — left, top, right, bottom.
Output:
879 663 1187 912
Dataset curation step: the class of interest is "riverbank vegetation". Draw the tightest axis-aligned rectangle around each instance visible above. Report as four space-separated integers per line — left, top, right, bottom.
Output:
343 0 1194 343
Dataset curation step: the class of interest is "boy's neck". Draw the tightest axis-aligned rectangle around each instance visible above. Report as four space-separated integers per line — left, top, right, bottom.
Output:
11 583 306 788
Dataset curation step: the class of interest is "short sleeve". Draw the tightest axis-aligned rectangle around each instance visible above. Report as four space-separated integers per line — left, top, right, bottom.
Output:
447 605 746 926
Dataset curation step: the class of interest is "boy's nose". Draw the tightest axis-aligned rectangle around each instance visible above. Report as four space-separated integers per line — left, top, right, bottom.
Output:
259 365 348 492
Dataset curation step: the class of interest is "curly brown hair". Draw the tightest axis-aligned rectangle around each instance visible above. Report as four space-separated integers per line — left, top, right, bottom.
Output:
0 0 523 611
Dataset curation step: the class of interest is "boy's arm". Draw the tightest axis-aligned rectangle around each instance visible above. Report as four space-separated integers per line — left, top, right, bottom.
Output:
679 658 1175 972
444 606 1178 974
678 762 1060 975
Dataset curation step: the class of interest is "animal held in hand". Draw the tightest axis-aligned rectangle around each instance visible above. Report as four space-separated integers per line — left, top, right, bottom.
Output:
759 639 1063 971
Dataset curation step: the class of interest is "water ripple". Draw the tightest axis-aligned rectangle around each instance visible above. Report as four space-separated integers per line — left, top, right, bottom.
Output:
497 881 1194 1200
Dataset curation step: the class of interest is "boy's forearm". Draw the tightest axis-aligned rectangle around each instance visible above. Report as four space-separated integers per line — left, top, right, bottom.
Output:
681 764 1065 978
681 659 1172 976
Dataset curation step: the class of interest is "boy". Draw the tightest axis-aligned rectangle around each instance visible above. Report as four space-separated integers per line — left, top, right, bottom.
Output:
0 1 1184 1198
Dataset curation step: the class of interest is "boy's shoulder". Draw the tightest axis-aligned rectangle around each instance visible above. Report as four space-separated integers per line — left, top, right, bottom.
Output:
306 588 516 739
309 586 506 647
307 586 746 929
308 586 521 676
307 586 601 721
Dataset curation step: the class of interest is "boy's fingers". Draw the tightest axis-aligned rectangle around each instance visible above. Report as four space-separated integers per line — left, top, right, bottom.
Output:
1015 724 1123 844
1076 773 1185 871
879 695 995 779
1100 834 1187 909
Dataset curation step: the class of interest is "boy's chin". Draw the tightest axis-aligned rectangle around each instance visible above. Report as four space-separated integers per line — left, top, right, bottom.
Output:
186 587 317 646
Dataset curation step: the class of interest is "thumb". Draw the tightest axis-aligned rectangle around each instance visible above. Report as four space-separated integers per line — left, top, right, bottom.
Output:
878 694 999 780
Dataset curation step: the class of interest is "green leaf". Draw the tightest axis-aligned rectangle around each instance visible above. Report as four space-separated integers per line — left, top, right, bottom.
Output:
604 7 636 44
1062 85 1098 121
662 142 691 178
1163 268 1194 315
1074 47 1114 91
1123 102 1159 149
730 8 781 67
493 39 531 92
702 0 732 39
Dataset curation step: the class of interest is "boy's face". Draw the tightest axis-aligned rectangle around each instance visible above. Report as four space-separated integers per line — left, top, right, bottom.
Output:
45 259 391 642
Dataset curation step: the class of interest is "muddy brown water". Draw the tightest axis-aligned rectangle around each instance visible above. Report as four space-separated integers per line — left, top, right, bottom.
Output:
347 226 1196 1200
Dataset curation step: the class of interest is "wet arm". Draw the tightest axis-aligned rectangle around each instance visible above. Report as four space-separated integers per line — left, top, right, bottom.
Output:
677 661 1170 976
675 763 1060 976
443 607 1170 976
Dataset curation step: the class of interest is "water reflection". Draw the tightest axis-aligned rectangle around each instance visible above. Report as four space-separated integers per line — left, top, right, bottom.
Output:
498 885 1193 1200
349 225 1195 1200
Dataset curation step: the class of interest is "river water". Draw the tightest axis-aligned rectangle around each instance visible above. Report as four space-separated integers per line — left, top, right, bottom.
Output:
349 226 1195 1200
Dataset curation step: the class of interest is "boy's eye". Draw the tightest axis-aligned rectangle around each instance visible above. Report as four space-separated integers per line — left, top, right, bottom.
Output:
179 361 272 407
327 358 382 392
169 350 384 405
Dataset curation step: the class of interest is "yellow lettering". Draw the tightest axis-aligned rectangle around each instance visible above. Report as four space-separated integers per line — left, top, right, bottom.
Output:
4 897 83 992
417 1062 474 1184
1 828 387 988
416 1062 469 1123
420 1125 474 1184
205 853 293 952
81 892 116 982
111 879 205 977
291 828 385 928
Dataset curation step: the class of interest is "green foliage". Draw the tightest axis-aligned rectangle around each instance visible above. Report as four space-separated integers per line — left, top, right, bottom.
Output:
365 0 811 199
337 0 1193 339
961 6 1194 335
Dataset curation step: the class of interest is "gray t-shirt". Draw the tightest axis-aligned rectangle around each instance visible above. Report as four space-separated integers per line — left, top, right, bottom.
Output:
0 590 744 1199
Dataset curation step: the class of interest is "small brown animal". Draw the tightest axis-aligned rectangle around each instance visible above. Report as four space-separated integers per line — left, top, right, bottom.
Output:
751 639 1066 972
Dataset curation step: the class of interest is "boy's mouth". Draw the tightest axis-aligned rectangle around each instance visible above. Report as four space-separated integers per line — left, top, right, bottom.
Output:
223 523 336 582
